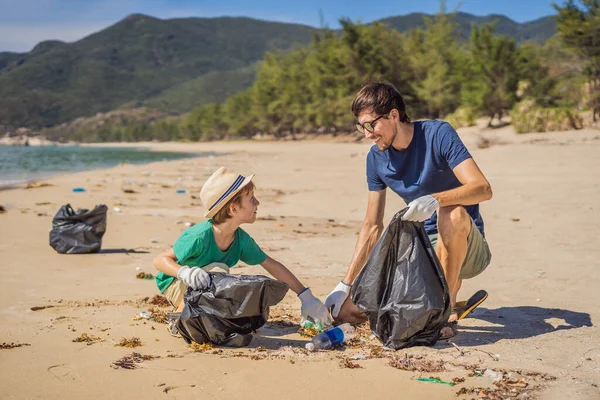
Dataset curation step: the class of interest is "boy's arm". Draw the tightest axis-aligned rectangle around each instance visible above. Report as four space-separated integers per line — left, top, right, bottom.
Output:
260 255 305 294
153 248 183 277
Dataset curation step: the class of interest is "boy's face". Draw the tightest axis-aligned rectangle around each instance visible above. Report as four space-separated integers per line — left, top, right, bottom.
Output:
233 190 260 223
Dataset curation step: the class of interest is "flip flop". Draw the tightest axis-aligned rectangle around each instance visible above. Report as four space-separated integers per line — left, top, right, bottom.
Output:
452 290 488 321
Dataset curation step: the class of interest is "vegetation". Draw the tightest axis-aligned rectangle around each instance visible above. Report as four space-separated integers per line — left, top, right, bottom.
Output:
0 12 558 133
2 6 596 139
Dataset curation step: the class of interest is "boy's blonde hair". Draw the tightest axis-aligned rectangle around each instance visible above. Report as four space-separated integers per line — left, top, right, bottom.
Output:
211 181 256 224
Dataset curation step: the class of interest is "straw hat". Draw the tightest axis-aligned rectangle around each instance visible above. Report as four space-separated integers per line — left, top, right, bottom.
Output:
200 166 255 218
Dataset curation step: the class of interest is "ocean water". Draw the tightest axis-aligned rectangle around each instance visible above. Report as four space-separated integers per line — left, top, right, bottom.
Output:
0 145 210 186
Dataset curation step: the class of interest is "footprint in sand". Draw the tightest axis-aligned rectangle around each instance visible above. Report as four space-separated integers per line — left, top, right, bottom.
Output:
47 364 81 381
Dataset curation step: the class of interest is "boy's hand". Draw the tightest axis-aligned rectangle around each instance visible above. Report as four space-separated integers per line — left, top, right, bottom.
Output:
177 266 211 290
324 281 351 318
299 288 332 329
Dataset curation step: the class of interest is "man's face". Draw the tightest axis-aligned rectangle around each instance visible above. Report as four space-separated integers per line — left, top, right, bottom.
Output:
357 110 395 151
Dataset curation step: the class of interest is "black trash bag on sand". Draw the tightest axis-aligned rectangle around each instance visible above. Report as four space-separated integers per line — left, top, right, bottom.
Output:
177 274 289 346
49 204 108 254
351 208 450 349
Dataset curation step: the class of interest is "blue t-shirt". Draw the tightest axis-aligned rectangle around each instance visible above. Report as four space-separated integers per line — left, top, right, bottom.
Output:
366 120 484 236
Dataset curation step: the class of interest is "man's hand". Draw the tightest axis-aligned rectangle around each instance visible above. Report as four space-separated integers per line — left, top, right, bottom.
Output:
177 266 211 290
299 288 332 329
324 281 351 318
402 195 440 222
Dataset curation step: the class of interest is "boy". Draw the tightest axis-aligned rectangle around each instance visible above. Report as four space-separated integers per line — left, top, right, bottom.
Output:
153 166 331 336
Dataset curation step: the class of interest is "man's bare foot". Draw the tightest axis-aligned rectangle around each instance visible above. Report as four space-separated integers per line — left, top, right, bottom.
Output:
440 312 458 339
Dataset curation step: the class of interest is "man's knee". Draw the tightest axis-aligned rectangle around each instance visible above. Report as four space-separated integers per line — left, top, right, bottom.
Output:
437 206 470 236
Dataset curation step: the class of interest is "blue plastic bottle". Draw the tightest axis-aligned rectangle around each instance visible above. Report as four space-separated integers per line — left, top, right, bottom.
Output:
305 323 355 351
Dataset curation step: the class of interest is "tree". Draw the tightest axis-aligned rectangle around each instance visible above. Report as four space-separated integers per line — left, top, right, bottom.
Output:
404 8 462 118
463 23 519 125
553 0 600 120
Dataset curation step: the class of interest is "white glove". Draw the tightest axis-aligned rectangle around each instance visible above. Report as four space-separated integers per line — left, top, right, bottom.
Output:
402 195 440 222
177 266 211 290
299 288 332 329
324 281 351 318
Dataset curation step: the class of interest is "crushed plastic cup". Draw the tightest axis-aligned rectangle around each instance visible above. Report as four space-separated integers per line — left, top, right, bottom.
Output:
136 311 152 319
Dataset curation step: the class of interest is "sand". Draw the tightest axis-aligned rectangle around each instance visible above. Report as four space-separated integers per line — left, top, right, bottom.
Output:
1 121 599 399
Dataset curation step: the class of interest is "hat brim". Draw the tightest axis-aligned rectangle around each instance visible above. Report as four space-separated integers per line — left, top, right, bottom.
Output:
204 174 255 218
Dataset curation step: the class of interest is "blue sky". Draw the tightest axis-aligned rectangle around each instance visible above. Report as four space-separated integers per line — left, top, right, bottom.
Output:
0 0 558 52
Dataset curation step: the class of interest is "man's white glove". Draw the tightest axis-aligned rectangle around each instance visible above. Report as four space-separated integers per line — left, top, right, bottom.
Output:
177 266 211 290
402 195 440 222
324 281 351 318
299 288 332 329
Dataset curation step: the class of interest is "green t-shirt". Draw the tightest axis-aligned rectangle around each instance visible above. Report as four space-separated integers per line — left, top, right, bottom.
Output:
155 220 267 293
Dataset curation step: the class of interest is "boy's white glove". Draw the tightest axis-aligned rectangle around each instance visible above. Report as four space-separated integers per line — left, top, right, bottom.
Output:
324 281 351 318
177 266 211 290
402 195 440 222
299 288 332 329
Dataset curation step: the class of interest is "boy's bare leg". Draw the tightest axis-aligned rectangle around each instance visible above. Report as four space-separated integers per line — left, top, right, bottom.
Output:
334 296 368 325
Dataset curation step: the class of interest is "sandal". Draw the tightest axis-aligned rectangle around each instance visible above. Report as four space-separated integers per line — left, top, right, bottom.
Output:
439 320 458 340
452 290 488 321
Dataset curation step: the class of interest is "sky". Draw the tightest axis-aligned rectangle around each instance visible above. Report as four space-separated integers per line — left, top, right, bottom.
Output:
0 0 558 52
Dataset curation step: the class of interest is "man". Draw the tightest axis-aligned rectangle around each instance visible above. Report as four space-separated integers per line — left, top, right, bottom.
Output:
324 83 492 339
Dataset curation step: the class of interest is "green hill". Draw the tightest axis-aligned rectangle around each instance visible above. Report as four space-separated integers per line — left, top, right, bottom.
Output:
379 13 556 43
0 14 314 130
0 12 557 130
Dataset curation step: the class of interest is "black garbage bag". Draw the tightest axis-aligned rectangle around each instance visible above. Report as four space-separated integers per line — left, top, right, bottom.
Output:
351 208 450 349
177 274 289 346
49 204 108 254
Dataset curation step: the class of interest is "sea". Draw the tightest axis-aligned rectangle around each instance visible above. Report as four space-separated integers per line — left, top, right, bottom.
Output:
0 145 210 188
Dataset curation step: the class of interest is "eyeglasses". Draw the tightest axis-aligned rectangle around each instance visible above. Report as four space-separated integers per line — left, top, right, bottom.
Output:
355 114 388 134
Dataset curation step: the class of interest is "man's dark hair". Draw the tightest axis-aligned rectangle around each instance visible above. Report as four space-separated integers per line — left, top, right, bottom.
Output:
351 83 411 123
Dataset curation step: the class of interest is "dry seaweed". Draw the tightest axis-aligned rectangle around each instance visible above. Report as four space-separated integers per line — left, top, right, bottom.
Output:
30 305 54 311
340 357 363 369
388 353 445 372
147 294 170 307
148 307 168 324
111 352 159 369
189 342 213 353
72 333 103 345
1 342 31 349
298 325 320 338
136 272 154 280
452 377 466 385
115 337 143 348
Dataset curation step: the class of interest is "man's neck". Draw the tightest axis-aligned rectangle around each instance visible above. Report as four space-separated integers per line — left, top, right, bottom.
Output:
391 121 414 151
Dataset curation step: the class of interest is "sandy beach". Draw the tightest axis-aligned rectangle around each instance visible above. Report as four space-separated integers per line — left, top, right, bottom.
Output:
1 122 599 399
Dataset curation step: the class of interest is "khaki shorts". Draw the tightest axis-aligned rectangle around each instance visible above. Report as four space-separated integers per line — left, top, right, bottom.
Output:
428 219 491 280
163 279 187 309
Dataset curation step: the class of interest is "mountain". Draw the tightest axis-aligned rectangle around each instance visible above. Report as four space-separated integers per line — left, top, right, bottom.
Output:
0 14 315 130
0 12 557 130
379 12 556 44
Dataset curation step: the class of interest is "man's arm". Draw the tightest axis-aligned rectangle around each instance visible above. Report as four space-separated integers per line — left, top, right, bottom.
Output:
324 189 386 317
433 158 492 206
343 189 386 284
